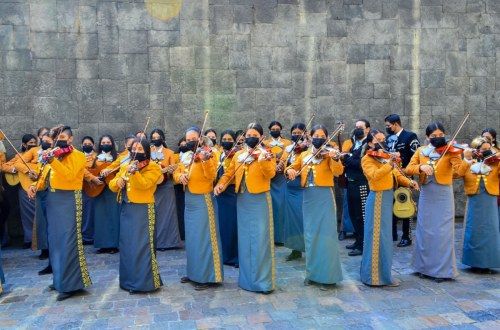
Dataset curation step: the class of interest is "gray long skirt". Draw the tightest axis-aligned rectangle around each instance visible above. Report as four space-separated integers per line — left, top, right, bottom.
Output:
361 189 394 286
461 182 500 269
155 181 182 249
270 174 287 243
33 190 48 251
303 186 343 285
411 179 458 278
94 188 120 249
284 177 305 252
46 189 92 293
237 189 275 292
82 190 95 243
184 187 224 284
119 202 162 292
18 185 34 243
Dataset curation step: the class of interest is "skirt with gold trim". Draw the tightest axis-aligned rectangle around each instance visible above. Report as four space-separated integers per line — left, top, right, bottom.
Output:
33 190 48 251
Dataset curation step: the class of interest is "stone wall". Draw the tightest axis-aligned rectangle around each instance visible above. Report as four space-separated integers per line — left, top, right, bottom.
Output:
2 0 500 231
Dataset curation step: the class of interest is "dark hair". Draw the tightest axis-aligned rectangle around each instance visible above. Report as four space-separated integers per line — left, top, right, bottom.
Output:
290 123 306 134
97 135 117 160
204 129 217 137
150 129 168 148
426 122 445 137
125 134 136 145
42 132 51 139
384 114 401 126
357 119 370 129
268 121 283 130
131 138 151 160
235 129 244 137
37 127 49 137
50 125 72 140
310 124 328 137
482 128 498 147
178 137 186 146
81 136 94 145
246 123 264 136
366 129 384 144
220 130 236 143
21 134 37 152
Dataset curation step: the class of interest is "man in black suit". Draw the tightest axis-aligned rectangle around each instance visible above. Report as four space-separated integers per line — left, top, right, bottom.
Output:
385 114 420 247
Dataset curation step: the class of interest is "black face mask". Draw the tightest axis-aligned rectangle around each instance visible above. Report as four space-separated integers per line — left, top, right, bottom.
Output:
245 137 260 148
135 153 148 162
187 141 197 151
127 147 132 153
312 138 326 149
270 131 281 138
101 145 112 153
152 139 163 147
386 127 394 135
27 145 36 150
354 128 365 138
482 150 493 158
291 135 301 143
374 141 388 150
221 142 233 150
82 145 93 154
41 142 52 150
178 146 189 153
430 137 446 148
210 138 217 146
55 140 68 148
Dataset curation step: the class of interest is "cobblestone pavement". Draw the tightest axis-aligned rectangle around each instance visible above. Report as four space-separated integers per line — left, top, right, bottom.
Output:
1 223 500 329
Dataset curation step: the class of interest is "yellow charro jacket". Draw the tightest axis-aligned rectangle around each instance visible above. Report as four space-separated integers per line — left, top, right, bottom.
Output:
214 150 236 184
48 149 87 191
342 139 353 153
173 154 217 194
454 160 499 196
406 146 469 185
217 149 276 194
362 154 412 191
14 147 41 173
285 149 343 187
109 161 161 203
2 153 24 173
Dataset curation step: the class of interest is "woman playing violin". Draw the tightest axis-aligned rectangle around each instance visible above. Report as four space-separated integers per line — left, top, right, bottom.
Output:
278 123 308 262
406 122 471 282
360 130 418 287
454 137 500 274
81 136 97 247
285 124 344 291
215 123 276 294
214 130 239 268
150 129 181 252
173 127 224 291
264 121 292 246
109 138 162 293
482 129 499 152
205 129 220 152
234 130 245 150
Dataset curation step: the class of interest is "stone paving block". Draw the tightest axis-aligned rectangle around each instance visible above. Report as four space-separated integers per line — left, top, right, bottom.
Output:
149 47 170 72
98 26 119 54
247 313 273 324
30 3 57 33
180 20 210 47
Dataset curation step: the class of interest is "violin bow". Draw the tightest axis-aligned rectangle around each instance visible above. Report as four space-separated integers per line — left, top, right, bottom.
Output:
0 129 35 174
289 122 344 182
215 129 247 174
433 111 470 170
186 110 209 181
281 114 315 166
32 126 64 195
125 117 150 178
219 136 266 192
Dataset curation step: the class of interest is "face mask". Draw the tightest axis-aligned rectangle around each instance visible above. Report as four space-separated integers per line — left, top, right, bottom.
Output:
101 145 112 153
187 141 197 151
236 140 243 146
291 135 301 143
210 138 217 146
135 153 148 162
354 128 365 138
82 145 93 154
41 142 52 150
386 127 394 135
312 138 326 149
245 137 260 148
152 139 163 147
482 150 493 158
55 140 68 148
429 137 446 148
374 141 388 150
127 147 132 153
178 146 189 153
221 142 233 150
270 131 281 138
27 145 36 150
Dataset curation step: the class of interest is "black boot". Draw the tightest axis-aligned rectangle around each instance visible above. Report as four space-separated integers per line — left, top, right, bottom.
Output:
39 265 53 275
345 243 356 250
338 231 346 241
39 249 49 260
286 250 302 261
348 249 362 256
397 239 412 247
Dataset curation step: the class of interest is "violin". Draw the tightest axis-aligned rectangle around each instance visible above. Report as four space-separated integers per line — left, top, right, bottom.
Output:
222 149 237 158
252 145 274 161
293 140 311 153
435 140 469 155
193 145 214 162
128 160 150 175
366 149 402 163
315 147 351 160
42 145 74 163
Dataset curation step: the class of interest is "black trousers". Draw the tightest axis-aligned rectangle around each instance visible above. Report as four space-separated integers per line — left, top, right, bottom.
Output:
392 213 412 241
346 179 369 251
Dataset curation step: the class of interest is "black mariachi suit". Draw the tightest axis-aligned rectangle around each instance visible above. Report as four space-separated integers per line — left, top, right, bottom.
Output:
388 129 420 241
343 138 369 251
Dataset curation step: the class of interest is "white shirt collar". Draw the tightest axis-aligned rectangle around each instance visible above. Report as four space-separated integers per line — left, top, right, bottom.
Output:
154 145 163 153
396 128 404 137
84 151 93 157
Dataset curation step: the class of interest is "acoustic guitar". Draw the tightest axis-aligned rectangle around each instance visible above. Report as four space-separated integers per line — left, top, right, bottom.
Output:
156 164 179 185
82 162 110 197
393 187 417 218
5 172 19 186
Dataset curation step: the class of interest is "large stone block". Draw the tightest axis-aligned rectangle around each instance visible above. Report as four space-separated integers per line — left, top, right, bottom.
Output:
351 84 374 99
25 72 56 97
320 37 347 61
465 95 486 114
56 59 76 79
32 59 56 72
57 33 98 59
195 47 229 69
273 47 296 72
390 46 413 70
149 72 171 94
445 51 467 77
77 60 99 79
102 80 127 106
99 54 127 80
236 70 261 88
436 29 458 51
298 13 327 37
57 3 96 34
97 2 118 26
119 30 148 54
446 77 469 95
13 25 29 50
170 47 195 68
421 6 442 28
72 79 102 102
171 67 196 94
4 97 28 116
234 5 253 23
180 20 210 46
420 49 445 70
237 88 255 111
213 70 236 94
390 71 410 95
117 3 151 30
0 25 13 51
363 0 382 19
297 37 320 61
365 60 390 84
98 26 119 54
31 97 58 128
229 35 251 70
149 47 170 72
56 79 73 101
210 5 234 35
128 84 149 110
255 0 277 23
345 5 363 20
420 88 446 106
149 30 180 47
347 20 374 44
30 3 57 32
421 70 446 88
347 45 364 64
0 4 28 26
127 54 149 84
466 57 496 77
365 45 389 60
327 20 347 37
180 0 210 20
3 50 31 71
78 100 102 124
458 13 481 38
29 33 58 58
444 0 467 13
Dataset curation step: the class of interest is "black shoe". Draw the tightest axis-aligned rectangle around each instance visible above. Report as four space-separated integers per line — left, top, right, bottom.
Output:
180 276 191 283
109 248 119 254
274 242 284 246
397 239 412 247
48 285 55 290
434 278 444 283
320 283 336 291
262 290 273 295
286 250 302 261
234 263 239 268
82 240 94 245
56 292 74 301
23 242 32 250
129 289 137 294
157 248 167 252
39 265 53 275
39 249 49 260
96 248 107 254
338 231 346 241
345 243 356 250
348 249 363 256
304 278 313 286
345 233 356 239
195 283 210 291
